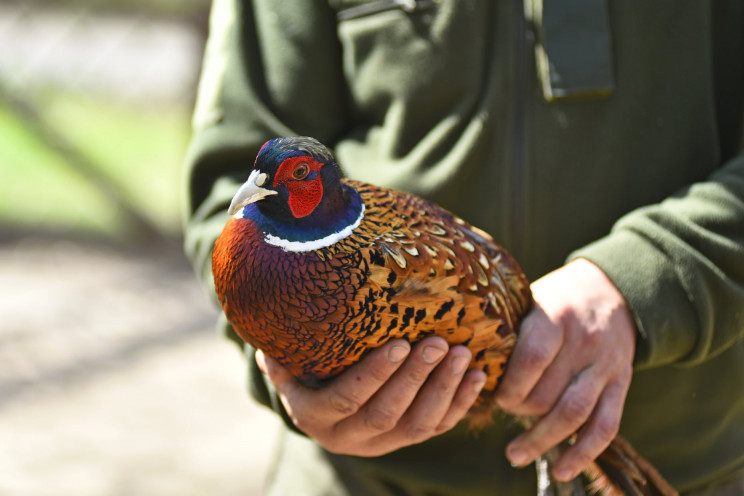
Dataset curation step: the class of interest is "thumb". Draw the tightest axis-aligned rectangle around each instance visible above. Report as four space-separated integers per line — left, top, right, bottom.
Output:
255 350 295 385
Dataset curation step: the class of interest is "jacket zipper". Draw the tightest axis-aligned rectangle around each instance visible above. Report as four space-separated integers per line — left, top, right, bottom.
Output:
511 0 527 258
337 0 440 21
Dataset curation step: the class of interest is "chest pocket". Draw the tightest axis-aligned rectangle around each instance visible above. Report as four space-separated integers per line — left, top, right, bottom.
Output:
330 0 492 153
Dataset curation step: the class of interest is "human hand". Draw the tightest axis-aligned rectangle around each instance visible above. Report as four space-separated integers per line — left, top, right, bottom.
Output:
494 258 636 481
255 336 487 457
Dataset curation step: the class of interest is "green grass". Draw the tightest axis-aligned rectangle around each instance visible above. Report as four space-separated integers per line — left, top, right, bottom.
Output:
0 90 192 241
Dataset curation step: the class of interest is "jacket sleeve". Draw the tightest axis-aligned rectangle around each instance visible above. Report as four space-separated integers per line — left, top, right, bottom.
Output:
183 0 347 413
571 153 744 370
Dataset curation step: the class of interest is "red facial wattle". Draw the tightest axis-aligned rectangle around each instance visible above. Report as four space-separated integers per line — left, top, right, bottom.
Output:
273 156 325 218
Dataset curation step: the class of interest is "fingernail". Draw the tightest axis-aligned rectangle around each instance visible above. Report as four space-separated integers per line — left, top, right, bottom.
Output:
451 356 470 375
388 344 409 363
473 379 486 394
555 469 574 481
422 346 446 364
508 449 530 467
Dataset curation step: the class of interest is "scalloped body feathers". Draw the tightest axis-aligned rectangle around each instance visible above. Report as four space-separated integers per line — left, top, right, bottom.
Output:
213 178 531 423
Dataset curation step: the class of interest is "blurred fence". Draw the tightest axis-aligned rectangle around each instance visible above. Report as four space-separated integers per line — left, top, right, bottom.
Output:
0 1 208 103
0 0 210 241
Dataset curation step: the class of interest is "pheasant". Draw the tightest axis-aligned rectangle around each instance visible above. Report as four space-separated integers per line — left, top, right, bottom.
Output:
212 136 678 496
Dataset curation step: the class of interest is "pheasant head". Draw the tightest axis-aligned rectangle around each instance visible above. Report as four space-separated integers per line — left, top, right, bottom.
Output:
227 136 364 251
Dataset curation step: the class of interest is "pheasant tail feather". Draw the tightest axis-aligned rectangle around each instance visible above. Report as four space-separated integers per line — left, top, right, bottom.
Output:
585 436 679 496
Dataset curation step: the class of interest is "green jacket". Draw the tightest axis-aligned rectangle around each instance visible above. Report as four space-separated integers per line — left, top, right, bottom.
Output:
184 0 744 493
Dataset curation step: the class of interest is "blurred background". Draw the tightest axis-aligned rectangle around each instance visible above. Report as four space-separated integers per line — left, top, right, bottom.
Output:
0 0 280 494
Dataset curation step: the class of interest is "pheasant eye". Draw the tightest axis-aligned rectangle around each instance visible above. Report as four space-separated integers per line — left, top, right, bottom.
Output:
292 163 310 180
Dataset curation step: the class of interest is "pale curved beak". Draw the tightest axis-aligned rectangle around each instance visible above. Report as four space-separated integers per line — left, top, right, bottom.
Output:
227 170 278 215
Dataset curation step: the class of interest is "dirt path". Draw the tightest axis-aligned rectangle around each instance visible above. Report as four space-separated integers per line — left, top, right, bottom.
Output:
0 238 279 495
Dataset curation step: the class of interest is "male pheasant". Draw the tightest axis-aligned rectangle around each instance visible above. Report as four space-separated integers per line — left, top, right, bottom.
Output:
211 136 677 496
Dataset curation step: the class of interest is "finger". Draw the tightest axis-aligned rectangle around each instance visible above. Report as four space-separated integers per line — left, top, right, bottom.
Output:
255 349 295 385
322 339 411 422
513 352 583 417
435 369 487 434
338 336 448 436
273 340 411 439
255 350 268 374
552 372 631 481
495 306 563 411
396 345 473 442
256 353 318 431
505 365 604 467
